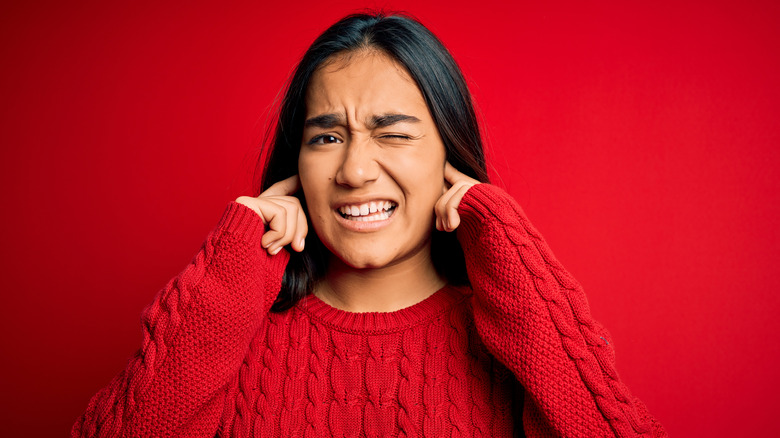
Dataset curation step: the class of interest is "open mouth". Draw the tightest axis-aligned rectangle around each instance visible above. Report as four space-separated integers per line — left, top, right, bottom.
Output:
337 201 397 222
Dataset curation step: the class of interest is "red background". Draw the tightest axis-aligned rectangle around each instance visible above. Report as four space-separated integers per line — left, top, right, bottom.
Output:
2 0 778 436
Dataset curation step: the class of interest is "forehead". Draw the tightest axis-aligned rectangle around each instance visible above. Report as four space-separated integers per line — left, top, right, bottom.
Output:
305 51 429 118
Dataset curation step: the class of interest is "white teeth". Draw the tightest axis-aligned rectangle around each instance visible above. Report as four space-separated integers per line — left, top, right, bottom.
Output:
350 210 390 222
337 201 396 220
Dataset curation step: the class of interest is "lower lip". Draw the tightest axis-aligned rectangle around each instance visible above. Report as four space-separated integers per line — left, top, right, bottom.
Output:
334 209 396 232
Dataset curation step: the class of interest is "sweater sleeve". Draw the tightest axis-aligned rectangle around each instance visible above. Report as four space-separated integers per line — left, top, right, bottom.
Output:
456 184 666 438
71 202 290 438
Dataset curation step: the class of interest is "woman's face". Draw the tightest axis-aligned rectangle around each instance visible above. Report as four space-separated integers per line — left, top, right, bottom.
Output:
299 50 446 270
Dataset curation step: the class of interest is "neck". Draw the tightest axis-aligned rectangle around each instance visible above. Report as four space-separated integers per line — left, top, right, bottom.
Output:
315 246 445 313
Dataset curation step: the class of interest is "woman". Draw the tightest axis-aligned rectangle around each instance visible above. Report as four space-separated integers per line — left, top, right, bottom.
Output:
73 12 665 437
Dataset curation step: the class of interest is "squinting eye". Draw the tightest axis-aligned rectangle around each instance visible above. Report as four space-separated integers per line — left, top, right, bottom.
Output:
380 134 412 140
308 134 342 145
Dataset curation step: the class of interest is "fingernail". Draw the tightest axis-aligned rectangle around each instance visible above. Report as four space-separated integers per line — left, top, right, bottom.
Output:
299 238 305 250
270 246 280 255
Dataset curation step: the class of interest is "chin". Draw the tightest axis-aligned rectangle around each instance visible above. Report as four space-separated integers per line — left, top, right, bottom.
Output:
333 251 393 270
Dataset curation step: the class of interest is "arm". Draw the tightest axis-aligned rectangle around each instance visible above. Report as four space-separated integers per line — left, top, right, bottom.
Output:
71 202 289 437
454 184 665 437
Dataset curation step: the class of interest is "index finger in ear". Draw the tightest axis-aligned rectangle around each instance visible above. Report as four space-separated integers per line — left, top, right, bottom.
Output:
444 161 478 186
261 175 300 197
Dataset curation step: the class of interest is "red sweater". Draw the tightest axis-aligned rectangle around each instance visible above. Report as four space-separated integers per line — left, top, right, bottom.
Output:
72 184 665 437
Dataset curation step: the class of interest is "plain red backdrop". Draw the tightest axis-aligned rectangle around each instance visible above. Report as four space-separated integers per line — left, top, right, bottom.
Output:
1 0 778 436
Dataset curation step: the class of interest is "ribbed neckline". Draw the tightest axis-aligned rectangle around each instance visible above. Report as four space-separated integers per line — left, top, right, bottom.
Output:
295 285 468 335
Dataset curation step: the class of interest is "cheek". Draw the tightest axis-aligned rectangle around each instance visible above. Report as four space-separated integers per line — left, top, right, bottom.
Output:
300 184 331 245
419 162 447 217
299 154 339 241
298 184 324 231
398 157 445 200
299 153 326 200
300 180 327 219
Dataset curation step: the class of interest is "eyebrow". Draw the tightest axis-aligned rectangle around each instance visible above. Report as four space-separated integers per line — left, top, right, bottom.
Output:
369 113 421 128
303 112 421 129
304 113 345 129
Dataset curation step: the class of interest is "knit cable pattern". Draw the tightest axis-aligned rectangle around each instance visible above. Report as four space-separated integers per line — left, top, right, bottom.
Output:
72 202 287 437
73 190 664 437
457 184 666 437
217 287 517 436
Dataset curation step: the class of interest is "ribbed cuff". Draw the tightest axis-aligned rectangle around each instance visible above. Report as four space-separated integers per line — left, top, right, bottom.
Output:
210 201 290 307
456 184 513 244
213 201 266 249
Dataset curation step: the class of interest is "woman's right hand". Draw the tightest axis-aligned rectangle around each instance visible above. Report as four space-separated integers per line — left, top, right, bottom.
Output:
235 175 308 255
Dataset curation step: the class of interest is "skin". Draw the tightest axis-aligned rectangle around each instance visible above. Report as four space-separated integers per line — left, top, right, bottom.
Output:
237 50 479 312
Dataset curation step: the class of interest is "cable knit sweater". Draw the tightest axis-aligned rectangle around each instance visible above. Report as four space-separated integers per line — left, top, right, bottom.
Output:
72 184 665 437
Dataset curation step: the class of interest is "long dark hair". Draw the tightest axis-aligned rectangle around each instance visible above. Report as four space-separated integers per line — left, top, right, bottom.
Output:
256 12 490 312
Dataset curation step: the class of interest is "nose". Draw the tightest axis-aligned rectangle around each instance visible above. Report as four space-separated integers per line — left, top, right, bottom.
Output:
335 139 380 187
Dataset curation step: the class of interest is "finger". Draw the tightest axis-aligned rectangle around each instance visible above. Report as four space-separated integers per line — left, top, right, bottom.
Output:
261 204 287 250
435 181 471 231
434 185 457 230
272 196 307 248
444 184 472 231
268 201 299 254
261 174 300 197
291 206 308 252
444 161 481 187
435 180 466 222
444 162 464 185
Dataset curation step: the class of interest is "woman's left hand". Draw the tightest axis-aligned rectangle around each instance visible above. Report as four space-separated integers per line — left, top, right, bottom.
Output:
435 162 481 232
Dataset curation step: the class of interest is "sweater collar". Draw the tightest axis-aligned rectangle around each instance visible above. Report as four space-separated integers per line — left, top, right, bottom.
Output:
295 285 469 334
